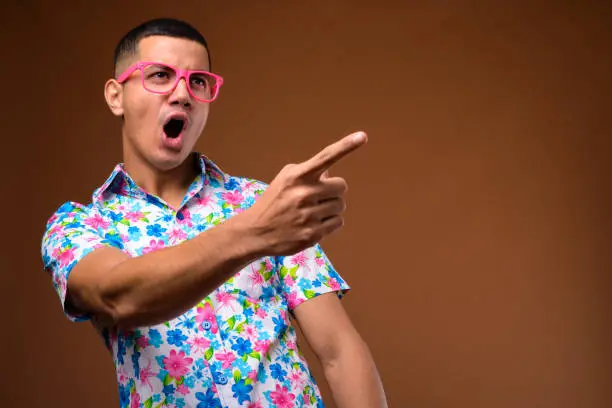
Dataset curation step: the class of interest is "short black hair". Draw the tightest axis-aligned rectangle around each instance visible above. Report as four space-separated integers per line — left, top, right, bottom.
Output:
113 18 211 76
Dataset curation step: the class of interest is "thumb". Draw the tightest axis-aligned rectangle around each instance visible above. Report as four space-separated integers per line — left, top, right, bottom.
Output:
320 170 330 180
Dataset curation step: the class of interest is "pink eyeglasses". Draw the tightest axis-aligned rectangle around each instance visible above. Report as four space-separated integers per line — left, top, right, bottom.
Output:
116 61 224 103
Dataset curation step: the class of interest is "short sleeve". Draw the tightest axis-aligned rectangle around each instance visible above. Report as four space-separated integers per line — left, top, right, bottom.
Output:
41 202 121 322
275 244 350 310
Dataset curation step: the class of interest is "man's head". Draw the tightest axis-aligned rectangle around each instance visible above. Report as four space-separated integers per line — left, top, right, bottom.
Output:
105 18 221 171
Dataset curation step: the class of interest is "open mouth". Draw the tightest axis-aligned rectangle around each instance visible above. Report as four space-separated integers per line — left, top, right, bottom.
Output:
163 117 186 139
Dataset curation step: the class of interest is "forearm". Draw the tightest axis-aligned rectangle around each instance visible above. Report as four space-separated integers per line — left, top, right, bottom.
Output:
323 339 387 408
98 212 263 329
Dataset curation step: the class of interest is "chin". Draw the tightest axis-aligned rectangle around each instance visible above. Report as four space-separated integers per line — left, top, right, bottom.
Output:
150 148 193 171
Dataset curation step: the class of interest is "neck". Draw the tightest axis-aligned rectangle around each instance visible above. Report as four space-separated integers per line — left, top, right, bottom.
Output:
122 149 199 210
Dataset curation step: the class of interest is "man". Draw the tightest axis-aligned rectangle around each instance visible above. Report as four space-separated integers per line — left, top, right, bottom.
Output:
41 18 386 408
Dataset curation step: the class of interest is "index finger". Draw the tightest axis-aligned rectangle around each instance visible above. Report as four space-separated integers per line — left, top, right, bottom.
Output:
298 131 368 177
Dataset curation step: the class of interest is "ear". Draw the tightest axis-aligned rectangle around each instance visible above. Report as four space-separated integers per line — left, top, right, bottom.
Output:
104 79 124 117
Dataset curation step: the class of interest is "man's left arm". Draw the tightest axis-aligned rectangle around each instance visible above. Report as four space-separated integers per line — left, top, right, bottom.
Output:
293 292 388 408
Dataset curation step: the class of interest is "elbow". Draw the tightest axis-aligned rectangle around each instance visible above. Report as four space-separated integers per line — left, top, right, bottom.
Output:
96 292 138 331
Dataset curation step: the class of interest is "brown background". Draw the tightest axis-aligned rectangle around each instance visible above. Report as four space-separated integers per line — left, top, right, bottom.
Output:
1 1 611 407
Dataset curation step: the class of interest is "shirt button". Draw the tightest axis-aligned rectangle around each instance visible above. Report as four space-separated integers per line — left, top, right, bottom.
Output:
216 373 228 385
203 321 212 331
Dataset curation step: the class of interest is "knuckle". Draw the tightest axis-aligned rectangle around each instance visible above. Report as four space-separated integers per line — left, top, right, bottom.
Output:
282 164 299 181
299 227 317 245
293 187 313 205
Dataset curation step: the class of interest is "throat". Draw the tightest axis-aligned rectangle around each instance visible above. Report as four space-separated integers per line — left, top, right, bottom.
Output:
121 155 201 210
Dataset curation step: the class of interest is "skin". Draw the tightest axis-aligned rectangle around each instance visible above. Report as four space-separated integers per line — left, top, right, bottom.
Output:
66 35 388 407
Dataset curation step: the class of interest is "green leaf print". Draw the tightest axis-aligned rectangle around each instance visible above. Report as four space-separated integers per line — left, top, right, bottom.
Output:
235 321 245 333
143 397 153 408
163 374 173 386
205 347 214 361
289 265 299 279
249 351 261 361
233 370 241 383
304 289 317 299
119 219 130 226
279 266 288 279
263 270 274 281
227 316 236 330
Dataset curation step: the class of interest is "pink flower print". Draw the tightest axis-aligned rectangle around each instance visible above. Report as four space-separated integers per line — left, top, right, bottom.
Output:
130 392 140 408
56 247 76 268
283 274 295 287
253 340 270 354
187 336 210 354
289 368 305 388
248 265 264 287
51 272 66 293
84 213 110 230
286 292 300 309
163 349 193 379
169 228 188 243
47 223 63 236
142 239 165 254
328 278 341 291
215 351 236 369
248 370 259 382
255 307 268 319
247 402 263 408
117 366 130 384
270 384 296 408
120 234 129 243
243 324 258 341
264 258 274 271
222 191 244 206
242 180 258 194
286 340 297 351
139 359 157 391
315 256 325 267
290 252 310 270
195 194 211 206
124 211 144 222
177 384 190 396
136 335 149 349
215 291 236 311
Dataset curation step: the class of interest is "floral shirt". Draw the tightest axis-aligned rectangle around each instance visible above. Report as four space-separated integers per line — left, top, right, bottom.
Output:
41 153 350 408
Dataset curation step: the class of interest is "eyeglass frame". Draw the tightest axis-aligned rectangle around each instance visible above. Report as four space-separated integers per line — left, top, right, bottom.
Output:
116 61 224 103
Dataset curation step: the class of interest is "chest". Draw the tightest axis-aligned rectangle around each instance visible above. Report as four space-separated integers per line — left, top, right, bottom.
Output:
99 193 281 302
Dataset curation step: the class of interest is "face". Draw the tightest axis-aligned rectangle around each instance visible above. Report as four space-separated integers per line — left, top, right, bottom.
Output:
105 36 212 171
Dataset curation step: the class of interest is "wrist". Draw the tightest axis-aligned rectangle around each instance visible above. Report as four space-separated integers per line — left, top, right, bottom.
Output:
222 210 270 262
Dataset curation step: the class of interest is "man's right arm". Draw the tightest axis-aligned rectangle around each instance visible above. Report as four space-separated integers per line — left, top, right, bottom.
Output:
58 131 367 331
66 212 264 331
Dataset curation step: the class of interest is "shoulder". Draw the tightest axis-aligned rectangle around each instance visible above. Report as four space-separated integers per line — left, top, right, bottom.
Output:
202 154 269 195
44 201 95 232
41 201 102 249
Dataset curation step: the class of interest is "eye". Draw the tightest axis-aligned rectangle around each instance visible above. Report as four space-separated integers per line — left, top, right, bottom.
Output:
190 75 209 88
150 71 170 80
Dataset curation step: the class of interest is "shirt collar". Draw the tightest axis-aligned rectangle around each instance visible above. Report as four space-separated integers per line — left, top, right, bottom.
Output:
92 152 225 206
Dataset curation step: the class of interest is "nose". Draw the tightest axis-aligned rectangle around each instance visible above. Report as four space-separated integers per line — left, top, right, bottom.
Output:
168 77 192 109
